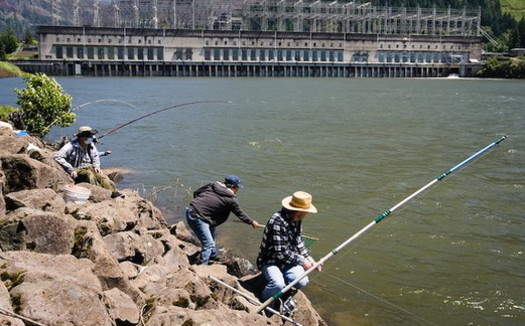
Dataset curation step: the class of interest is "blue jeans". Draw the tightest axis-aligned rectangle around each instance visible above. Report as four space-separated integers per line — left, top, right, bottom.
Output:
186 208 218 265
260 264 309 303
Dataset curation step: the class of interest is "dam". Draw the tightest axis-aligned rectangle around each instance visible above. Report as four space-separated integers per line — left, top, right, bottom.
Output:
15 1 484 77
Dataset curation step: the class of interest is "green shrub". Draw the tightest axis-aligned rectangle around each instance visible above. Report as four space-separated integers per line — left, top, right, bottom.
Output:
10 73 75 136
0 105 18 121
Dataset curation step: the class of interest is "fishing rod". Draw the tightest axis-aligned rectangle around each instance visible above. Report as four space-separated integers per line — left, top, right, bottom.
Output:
98 100 229 140
208 276 303 326
255 135 507 313
72 98 137 111
42 99 137 134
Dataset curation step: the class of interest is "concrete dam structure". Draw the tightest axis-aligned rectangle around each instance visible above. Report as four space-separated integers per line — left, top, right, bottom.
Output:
17 1 484 77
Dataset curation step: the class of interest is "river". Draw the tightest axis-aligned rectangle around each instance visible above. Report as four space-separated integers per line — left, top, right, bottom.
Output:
1 76 523 326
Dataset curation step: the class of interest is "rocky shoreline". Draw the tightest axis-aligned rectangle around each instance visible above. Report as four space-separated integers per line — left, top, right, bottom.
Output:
0 126 327 326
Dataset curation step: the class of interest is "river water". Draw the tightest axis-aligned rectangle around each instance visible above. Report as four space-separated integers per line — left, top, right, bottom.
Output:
1 76 524 326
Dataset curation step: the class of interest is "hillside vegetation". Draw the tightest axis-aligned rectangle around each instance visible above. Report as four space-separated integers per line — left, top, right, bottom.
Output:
0 61 26 78
502 0 525 20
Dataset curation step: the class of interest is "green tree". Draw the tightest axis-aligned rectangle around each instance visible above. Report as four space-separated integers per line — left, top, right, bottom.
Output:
23 28 33 45
0 41 5 60
10 73 75 136
509 26 520 49
0 29 18 54
519 16 525 47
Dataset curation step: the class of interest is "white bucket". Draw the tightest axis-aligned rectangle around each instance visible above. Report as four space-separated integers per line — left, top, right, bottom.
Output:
63 185 91 204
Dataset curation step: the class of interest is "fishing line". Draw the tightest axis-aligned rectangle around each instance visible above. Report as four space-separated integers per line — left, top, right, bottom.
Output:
255 136 507 313
98 100 230 139
310 146 499 274
311 180 440 272
42 98 138 134
321 272 440 326
72 98 137 111
303 140 509 325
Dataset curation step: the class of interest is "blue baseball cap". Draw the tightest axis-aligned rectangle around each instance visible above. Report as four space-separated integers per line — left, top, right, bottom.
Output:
225 175 243 188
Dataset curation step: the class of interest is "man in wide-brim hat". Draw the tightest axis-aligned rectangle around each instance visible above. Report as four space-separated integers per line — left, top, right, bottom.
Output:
54 126 122 197
256 191 321 314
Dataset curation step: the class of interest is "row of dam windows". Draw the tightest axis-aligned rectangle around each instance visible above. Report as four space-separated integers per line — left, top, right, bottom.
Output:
53 45 345 63
56 36 163 45
52 45 466 64
377 51 468 64
55 46 166 60
204 48 344 62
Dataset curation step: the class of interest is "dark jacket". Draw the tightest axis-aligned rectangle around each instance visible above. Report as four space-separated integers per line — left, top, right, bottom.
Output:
189 182 253 227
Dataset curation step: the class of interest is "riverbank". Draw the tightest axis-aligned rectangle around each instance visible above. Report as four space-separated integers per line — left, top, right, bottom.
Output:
475 56 525 78
0 61 26 78
0 125 327 325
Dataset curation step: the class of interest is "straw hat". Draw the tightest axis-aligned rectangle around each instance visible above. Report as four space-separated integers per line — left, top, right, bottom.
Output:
282 191 317 213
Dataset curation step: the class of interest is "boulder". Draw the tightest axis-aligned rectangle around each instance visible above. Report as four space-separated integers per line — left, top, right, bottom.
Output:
67 200 137 235
0 163 6 220
0 132 34 156
103 231 164 264
103 287 141 325
0 208 76 254
0 251 113 326
4 188 66 214
144 306 274 326
0 315 25 325
72 220 145 305
67 190 166 234
0 281 24 326
0 154 71 194
0 193 4 222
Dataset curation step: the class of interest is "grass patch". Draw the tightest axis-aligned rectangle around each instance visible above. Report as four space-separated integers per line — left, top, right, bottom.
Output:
8 50 38 60
0 61 27 78
501 0 525 19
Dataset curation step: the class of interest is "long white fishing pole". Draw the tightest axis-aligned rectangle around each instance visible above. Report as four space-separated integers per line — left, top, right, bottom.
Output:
208 276 303 326
255 136 507 313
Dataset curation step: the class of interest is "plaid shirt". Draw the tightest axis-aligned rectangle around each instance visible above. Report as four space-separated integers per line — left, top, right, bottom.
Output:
54 139 100 174
256 210 311 270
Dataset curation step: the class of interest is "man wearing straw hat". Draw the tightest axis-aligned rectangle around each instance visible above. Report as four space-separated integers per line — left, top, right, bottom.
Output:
54 126 122 198
256 191 322 314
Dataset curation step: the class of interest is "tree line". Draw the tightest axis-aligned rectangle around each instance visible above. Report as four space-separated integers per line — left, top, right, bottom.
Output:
0 28 33 60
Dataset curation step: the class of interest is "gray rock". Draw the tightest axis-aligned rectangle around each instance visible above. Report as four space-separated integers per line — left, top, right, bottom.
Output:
0 251 112 326
103 287 141 325
103 231 164 264
0 154 70 194
0 208 76 254
4 188 66 214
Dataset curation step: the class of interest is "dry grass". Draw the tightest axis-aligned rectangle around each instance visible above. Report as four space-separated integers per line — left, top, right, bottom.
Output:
0 61 26 78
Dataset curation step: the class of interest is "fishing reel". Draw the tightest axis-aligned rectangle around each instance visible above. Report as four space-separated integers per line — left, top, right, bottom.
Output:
279 297 298 317
278 288 298 317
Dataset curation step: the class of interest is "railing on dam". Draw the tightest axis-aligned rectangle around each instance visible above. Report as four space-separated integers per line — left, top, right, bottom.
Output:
13 60 478 78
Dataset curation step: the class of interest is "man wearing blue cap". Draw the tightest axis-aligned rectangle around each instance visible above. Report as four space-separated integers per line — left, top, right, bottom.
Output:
186 175 261 265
